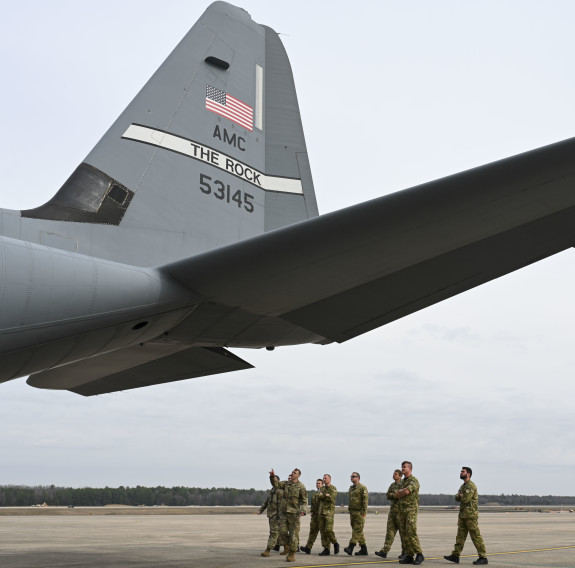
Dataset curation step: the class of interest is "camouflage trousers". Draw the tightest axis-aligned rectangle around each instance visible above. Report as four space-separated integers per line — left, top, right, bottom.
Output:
279 512 301 551
266 516 280 549
319 514 337 548
305 514 320 549
397 509 422 556
380 510 405 554
348 511 366 545
296 515 301 547
452 516 486 557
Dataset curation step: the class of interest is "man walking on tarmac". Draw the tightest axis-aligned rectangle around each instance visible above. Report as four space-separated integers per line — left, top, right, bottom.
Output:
317 473 340 556
395 461 424 565
270 468 307 563
344 472 369 556
375 468 405 559
259 474 283 556
444 467 488 565
300 479 323 554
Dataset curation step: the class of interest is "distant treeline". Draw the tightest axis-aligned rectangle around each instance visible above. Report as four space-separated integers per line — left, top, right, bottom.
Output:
1 485 574 508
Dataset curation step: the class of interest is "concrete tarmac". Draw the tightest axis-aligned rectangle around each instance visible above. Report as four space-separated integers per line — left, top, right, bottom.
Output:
0 509 573 567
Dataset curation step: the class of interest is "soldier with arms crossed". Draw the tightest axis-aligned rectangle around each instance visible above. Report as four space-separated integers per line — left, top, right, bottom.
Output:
444 467 488 565
375 468 405 559
270 468 307 562
395 461 424 565
344 472 369 556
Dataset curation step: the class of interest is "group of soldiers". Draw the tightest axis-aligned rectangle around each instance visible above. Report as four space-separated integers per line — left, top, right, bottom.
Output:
259 463 488 565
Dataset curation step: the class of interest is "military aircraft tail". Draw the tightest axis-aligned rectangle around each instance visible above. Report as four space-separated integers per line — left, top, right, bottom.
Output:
14 2 318 266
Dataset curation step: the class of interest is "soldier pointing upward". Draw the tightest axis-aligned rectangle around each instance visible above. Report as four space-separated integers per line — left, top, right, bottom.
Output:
259 475 283 557
270 468 307 563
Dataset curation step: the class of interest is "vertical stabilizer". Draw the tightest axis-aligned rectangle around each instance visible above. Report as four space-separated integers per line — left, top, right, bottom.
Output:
16 2 318 266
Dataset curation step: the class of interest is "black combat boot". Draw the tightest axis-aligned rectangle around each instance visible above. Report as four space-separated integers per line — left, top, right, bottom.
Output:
399 555 414 564
472 558 488 565
273 545 280 552
414 552 424 565
355 544 368 556
299 546 311 554
334 542 340 554
443 555 459 563
398 553 407 561
319 548 330 556
375 550 387 558
344 544 355 555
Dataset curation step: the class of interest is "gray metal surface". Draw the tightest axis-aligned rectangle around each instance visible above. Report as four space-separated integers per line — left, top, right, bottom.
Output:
163 136 575 343
28 346 253 396
2 1 575 395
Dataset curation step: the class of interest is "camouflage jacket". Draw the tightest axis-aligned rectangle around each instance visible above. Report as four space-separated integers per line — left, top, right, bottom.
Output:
455 480 479 519
398 475 419 512
259 486 283 519
318 485 337 517
271 476 307 515
310 491 320 516
386 481 402 514
348 482 368 514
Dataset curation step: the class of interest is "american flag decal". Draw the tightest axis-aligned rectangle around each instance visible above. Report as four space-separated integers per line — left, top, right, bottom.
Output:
206 85 253 131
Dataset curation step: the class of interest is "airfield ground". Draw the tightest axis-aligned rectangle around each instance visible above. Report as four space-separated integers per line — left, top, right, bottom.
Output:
0 507 572 567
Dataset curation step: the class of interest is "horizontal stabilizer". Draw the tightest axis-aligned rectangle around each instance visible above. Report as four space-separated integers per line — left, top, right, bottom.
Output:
27 344 253 396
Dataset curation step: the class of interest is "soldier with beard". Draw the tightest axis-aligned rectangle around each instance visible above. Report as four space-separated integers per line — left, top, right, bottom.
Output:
444 467 488 565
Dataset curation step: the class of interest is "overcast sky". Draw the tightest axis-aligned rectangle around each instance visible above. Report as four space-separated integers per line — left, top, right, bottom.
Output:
1 0 574 496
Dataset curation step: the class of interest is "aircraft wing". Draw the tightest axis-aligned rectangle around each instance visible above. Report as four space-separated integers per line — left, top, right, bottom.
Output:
163 136 575 344
27 345 253 396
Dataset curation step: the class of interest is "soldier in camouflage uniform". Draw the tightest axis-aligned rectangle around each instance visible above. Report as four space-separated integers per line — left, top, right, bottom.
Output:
375 469 405 559
300 479 323 554
444 467 488 566
396 461 424 565
259 475 284 557
343 472 368 556
270 467 307 563
288 473 301 553
317 474 340 555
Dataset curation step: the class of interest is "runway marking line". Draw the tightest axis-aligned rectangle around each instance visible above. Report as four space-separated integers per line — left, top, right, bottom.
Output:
302 544 575 567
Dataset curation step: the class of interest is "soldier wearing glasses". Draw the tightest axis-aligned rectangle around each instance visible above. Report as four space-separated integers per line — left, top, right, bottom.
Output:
343 472 368 556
